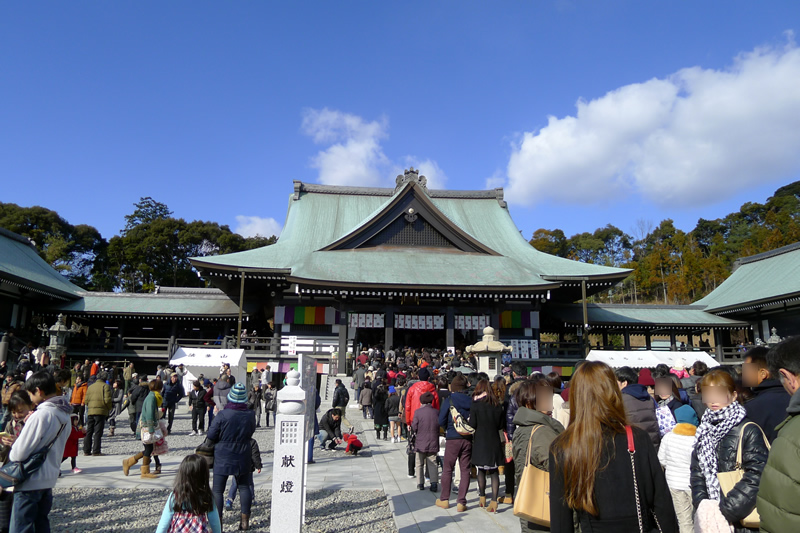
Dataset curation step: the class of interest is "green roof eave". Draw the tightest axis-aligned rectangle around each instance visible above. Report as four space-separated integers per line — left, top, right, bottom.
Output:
190 183 636 285
550 303 750 329
50 291 251 317
0 229 84 300
694 242 800 313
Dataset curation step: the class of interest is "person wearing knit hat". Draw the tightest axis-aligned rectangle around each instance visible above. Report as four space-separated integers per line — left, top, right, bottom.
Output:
638 368 656 388
658 404 699 533
207 380 256 530
227 382 248 404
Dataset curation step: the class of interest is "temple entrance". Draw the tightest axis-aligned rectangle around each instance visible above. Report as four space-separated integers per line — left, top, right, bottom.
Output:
394 329 447 350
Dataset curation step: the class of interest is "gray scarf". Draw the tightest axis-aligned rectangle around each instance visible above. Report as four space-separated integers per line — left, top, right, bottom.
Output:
694 401 746 499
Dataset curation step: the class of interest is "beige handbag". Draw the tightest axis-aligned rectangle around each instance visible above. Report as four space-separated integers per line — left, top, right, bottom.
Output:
513 425 550 526
716 422 770 529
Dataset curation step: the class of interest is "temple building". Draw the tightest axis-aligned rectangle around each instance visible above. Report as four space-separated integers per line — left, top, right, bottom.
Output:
6 169 793 374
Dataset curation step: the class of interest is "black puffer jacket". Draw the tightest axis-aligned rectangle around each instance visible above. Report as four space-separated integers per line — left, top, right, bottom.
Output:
621 384 660 449
690 418 769 533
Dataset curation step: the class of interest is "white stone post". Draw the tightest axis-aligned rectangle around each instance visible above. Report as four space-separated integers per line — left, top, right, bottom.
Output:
271 370 307 532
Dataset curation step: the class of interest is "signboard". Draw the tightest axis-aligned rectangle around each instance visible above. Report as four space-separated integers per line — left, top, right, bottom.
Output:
299 354 317 443
287 336 298 356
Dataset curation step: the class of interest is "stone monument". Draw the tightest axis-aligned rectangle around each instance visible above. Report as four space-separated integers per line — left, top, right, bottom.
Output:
466 327 513 380
270 370 308 531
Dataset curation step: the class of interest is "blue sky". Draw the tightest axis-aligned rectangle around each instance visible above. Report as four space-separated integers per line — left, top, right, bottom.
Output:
2 2 800 243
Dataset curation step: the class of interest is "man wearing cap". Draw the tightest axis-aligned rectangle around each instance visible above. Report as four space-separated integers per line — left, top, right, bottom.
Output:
207 382 256 531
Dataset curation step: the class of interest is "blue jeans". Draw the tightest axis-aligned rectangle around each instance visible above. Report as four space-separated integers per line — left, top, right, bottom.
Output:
227 477 256 503
11 489 53 533
317 430 334 449
213 472 253 517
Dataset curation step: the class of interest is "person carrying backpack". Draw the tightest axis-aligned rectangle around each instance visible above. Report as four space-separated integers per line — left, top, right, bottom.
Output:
155 454 222 533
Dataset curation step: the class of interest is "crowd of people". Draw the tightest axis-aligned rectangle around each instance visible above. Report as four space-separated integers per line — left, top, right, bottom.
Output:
3 336 800 532
322 338 800 533
0 351 281 533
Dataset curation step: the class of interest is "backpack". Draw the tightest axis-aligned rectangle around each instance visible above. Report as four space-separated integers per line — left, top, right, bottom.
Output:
449 405 475 436
168 511 211 533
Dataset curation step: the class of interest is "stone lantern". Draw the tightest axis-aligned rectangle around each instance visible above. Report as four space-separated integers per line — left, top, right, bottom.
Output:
37 314 77 363
466 327 512 380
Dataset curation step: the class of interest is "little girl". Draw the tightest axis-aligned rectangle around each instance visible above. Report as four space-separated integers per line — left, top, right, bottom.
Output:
156 454 222 533
62 414 85 474
0 390 34 533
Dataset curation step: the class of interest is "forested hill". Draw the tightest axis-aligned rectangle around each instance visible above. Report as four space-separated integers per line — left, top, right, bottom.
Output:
529 181 800 305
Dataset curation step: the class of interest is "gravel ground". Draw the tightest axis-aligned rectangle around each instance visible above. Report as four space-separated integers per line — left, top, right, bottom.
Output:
50 487 395 532
53 405 395 532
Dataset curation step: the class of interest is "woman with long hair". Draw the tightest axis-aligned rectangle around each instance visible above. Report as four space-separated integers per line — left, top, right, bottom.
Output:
690 370 768 533
549 361 676 532
469 378 506 513
156 454 222 533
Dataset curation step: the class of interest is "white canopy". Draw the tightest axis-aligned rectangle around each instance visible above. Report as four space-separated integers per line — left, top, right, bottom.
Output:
170 347 247 393
586 350 720 369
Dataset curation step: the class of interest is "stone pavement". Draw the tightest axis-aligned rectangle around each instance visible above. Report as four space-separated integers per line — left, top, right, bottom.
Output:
55 401 522 532
342 404 520 533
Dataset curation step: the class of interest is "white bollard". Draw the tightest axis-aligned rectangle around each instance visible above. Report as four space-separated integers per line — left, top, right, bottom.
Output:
271 370 307 532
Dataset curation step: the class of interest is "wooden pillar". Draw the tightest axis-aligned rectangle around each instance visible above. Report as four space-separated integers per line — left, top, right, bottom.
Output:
645 331 652 350
337 311 348 375
385 309 394 350
236 272 245 348
623 331 631 350
581 279 589 356
445 306 455 348
602 331 609 349
669 331 677 350
687 332 694 350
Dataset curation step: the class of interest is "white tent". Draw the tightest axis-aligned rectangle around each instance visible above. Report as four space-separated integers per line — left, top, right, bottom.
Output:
169 347 247 393
586 350 720 369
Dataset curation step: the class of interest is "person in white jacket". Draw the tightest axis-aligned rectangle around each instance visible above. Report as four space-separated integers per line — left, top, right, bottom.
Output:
7 371 71 533
657 404 700 533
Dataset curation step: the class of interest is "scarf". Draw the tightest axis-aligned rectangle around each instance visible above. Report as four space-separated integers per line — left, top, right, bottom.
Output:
153 391 163 408
694 401 746 499
225 402 249 411
473 392 487 401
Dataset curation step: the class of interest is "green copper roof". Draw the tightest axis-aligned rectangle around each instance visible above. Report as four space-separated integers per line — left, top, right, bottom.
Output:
191 181 630 289
53 288 248 317
550 303 749 329
694 242 800 313
0 228 83 299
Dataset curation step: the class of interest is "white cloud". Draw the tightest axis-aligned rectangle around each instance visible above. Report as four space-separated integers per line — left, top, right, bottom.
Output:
301 108 389 187
500 36 800 207
234 215 282 238
301 108 448 190
402 157 448 189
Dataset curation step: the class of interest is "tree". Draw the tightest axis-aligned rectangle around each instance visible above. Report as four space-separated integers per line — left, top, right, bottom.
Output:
529 229 568 257
0 203 108 289
123 197 172 234
108 199 278 292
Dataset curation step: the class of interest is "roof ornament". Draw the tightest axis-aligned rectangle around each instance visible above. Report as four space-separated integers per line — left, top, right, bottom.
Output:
395 167 427 192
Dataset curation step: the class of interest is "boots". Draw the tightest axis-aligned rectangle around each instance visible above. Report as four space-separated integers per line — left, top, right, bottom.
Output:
154 462 162 474
376 430 381 440
109 427 115 437
140 456 158 479
486 501 498 513
239 513 250 531
382 429 388 441
122 452 143 476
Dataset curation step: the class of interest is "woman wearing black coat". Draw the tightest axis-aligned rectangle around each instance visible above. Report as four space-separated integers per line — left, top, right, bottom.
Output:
372 384 389 441
690 370 769 533
468 379 505 513
549 362 677 533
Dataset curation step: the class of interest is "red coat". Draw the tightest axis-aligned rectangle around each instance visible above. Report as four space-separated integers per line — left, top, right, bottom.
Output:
63 426 85 459
404 381 440 426
343 432 362 453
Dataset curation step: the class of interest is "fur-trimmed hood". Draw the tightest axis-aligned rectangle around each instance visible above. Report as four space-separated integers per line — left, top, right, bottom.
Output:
672 422 697 436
